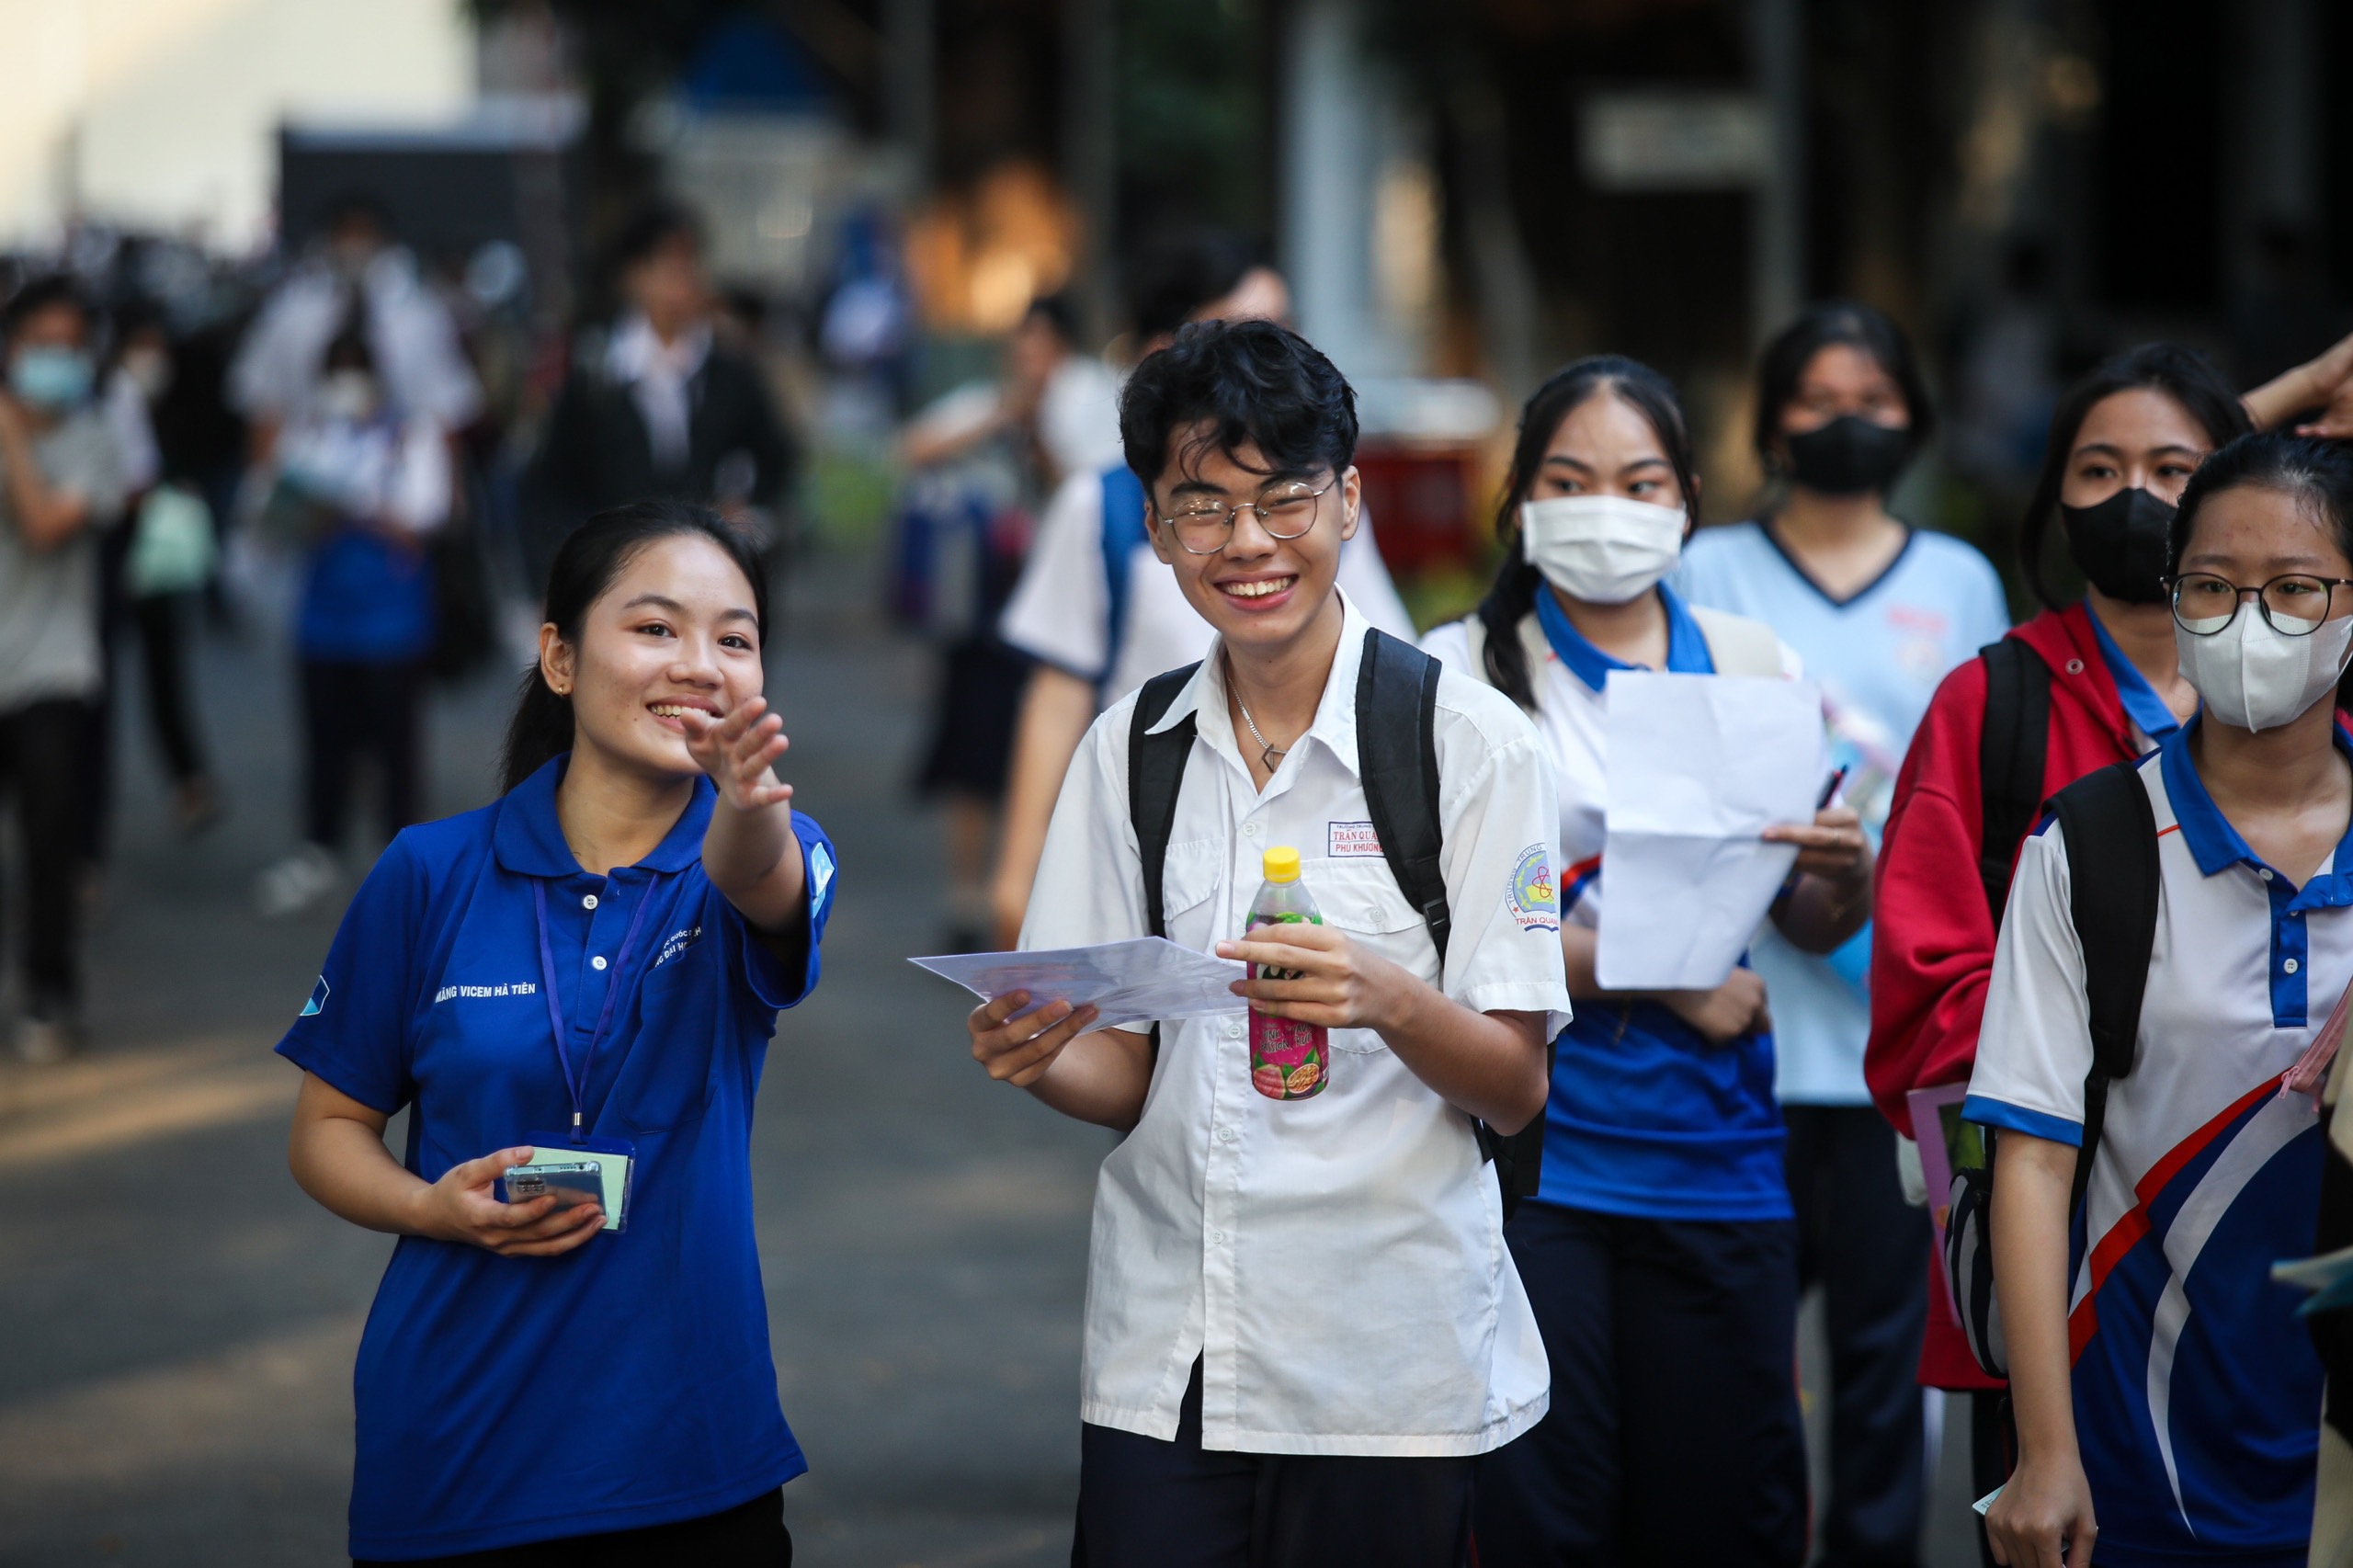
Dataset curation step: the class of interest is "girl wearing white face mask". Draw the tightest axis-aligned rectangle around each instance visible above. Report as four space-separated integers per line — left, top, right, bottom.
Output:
1422 358 1871 1565
1972 431 2353 1568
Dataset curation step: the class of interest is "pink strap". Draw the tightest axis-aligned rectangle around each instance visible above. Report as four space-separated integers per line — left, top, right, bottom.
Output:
2282 974 2353 1102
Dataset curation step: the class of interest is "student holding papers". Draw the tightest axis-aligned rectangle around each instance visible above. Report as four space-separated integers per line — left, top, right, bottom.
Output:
964 320 1572 1566
1422 357 1871 1566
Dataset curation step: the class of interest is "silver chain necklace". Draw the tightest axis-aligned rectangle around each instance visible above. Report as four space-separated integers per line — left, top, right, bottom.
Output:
1233 690 1289 772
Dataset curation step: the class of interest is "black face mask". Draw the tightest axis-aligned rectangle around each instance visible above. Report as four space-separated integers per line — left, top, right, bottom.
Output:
2059 486 2177 605
1782 415 1912 496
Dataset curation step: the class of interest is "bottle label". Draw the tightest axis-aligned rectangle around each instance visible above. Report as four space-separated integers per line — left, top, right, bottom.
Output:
1246 908 1326 1100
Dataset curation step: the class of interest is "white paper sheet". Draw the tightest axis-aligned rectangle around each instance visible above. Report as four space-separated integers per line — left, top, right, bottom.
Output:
909 937 1248 1032
1595 670 1825 990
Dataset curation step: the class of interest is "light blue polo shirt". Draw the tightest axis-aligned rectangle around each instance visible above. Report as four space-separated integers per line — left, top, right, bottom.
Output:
278 755 835 1560
1674 520 2011 1105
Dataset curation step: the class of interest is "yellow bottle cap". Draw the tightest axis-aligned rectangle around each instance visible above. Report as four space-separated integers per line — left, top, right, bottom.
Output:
1263 846 1301 882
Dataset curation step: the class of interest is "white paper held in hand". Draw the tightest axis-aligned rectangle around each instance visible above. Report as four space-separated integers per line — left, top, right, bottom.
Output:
909 937 1248 1033
1595 670 1824 990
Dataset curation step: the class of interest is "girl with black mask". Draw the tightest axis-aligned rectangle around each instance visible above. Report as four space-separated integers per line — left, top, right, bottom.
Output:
1677 301 2011 1568
1869 338 2353 1566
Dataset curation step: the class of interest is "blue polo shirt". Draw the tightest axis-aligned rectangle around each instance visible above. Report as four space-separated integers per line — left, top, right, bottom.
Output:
277 756 836 1561
2086 603 2185 748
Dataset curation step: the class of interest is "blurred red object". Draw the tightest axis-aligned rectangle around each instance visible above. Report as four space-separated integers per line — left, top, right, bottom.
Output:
1354 442 1482 575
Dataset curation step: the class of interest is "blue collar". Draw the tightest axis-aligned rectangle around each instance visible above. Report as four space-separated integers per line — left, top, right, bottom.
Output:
2086 604 2182 744
1533 581 1715 692
2157 718 2353 891
492 753 715 879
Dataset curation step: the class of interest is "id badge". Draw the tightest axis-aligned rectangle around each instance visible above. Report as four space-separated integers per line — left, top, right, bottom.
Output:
514 1132 638 1232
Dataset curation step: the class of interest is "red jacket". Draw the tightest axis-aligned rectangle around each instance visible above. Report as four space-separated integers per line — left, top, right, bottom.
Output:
1866 603 2140 1390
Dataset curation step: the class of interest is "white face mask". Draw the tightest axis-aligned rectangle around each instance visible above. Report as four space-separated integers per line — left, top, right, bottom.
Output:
1519 494 1688 604
2174 602 2353 733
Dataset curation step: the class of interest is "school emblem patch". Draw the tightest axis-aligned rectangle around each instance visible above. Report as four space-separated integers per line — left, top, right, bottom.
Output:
1507 846 1558 932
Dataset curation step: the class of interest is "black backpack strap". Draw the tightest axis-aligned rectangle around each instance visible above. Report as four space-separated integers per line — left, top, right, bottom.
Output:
1978 637 2052 929
1353 631 1552 1213
1129 663 1202 941
1357 631 1450 961
2047 758 2161 1218
1128 663 1200 1062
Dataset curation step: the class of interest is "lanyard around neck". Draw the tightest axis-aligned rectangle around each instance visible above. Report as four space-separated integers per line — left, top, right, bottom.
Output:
530 878 659 1142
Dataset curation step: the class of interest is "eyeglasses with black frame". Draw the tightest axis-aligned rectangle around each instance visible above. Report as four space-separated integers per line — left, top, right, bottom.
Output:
1154 476 1336 555
2168 572 2353 637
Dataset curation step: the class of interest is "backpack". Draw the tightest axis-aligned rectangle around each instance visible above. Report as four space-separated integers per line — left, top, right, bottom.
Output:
1944 757 2160 1378
1975 635 2054 924
1127 629 1551 1219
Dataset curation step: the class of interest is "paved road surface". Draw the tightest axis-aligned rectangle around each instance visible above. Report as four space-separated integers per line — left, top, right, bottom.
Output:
0 559 1095 1567
0 551 1982 1566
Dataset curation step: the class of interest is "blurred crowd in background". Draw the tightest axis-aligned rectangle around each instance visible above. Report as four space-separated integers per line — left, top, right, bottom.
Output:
2 0 2350 1020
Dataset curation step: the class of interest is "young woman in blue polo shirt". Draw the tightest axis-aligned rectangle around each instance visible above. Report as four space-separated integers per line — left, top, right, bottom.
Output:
279 500 835 1564
1974 432 2353 1567
1422 356 1871 1564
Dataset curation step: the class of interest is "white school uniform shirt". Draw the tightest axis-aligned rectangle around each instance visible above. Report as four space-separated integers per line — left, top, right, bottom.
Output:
999 467 1416 703
1966 725 2338 1552
1022 591 1574 1455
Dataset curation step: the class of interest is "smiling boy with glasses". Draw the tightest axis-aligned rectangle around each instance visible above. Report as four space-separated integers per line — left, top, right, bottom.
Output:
963 320 1572 1565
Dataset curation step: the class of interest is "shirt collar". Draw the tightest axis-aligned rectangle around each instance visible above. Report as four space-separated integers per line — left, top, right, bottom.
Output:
2157 717 2353 886
1531 580 1714 692
2086 602 2182 744
605 312 711 386
1146 589 1372 780
492 752 715 878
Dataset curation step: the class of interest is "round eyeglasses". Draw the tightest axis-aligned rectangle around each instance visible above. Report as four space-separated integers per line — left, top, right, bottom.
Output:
2169 572 2353 637
1154 478 1335 555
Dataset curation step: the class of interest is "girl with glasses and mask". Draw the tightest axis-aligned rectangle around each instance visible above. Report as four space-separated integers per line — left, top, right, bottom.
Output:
1966 430 2353 1567
1674 301 2014 1566
1866 339 2353 1563
1422 356 1871 1565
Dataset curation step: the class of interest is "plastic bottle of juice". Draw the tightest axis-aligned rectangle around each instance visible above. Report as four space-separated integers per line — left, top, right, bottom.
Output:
1245 846 1328 1100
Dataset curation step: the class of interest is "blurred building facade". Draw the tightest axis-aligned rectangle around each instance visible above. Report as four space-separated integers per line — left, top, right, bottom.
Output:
0 0 475 253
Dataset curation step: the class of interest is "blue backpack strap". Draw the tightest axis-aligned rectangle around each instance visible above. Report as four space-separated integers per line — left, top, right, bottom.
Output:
1099 465 1149 690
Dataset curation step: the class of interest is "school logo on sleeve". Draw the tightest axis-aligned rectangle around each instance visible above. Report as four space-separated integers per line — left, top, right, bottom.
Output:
809 840 836 915
1507 846 1558 932
300 975 330 1017
1327 822 1382 858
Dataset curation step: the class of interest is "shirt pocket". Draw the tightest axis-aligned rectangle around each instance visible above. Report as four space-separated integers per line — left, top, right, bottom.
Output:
1303 859 1431 1055
608 939 722 1133
1156 839 1225 951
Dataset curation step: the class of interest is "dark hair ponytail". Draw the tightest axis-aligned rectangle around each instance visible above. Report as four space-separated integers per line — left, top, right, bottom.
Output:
499 499 771 793
2015 343 2248 608
1473 355 1700 709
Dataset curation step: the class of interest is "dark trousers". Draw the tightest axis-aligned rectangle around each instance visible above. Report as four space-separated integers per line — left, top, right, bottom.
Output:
133 591 210 786
85 590 213 862
301 658 424 851
0 700 88 1017
1474 1203 1806 1568
1785 1106 1931 1568
352 1485 790 1566
1075 1361 1474 1567
1969 1393 2013 1568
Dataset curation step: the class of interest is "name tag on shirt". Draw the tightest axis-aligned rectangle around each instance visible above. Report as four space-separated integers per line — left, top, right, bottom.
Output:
1328 822 1383 858
516 1132 638 1232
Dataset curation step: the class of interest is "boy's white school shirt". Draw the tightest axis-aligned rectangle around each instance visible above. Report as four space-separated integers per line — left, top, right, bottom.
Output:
1020 591 1574 1456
